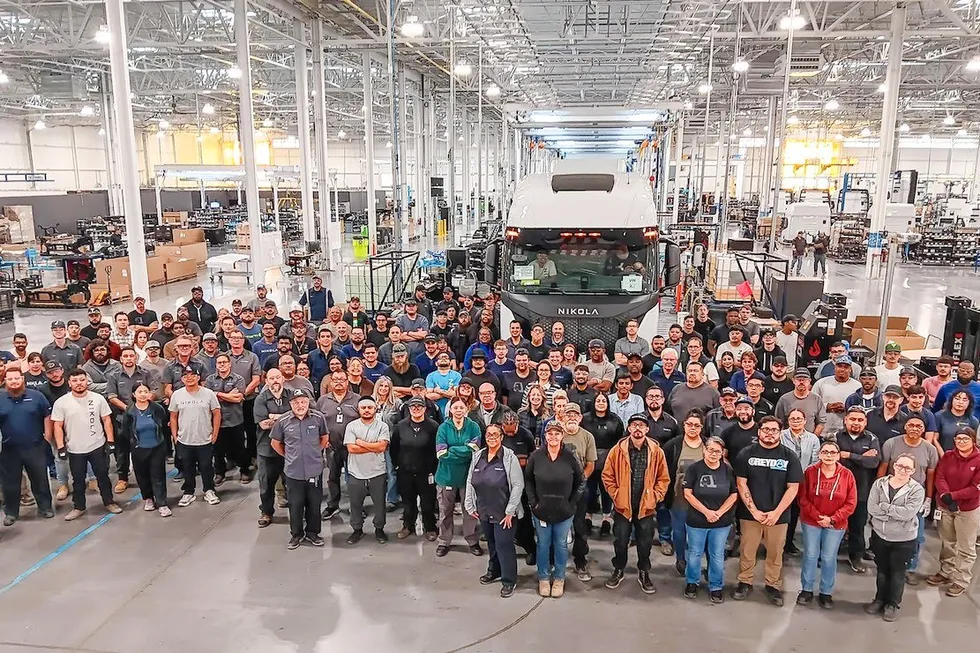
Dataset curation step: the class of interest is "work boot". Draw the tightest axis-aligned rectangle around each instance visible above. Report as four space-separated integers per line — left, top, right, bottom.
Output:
604 568 625 589
638 570 656 595
551 579 565 598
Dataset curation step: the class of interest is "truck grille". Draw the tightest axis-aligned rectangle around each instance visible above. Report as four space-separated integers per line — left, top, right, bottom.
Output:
534 317 625 353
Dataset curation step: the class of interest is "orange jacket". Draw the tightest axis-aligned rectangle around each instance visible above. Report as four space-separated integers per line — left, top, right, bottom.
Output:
602 437 671 520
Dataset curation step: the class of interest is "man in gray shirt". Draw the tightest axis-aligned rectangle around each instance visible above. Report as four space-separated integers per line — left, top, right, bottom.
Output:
42 320 84 371
254 368 290 527
270 389 330 550
81 339 122 397
667 361 721 421
315 370 360 520
613 318 650 366
395 299 430 358
205 353 251 485
812 355 861 434
343 395 391 545
775 368 828 437
227 331 262 463
169 363 221 507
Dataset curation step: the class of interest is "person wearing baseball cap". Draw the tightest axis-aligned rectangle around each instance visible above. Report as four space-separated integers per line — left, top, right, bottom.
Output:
864 385 909 449
245 284 269 313
390 396 441 541
601 413 670 595
269 388 330 549
81 307 104 341
169 361 222 509
835 403 882 575
721 397 760 463
775 314 800 370
763 355 794 406
298 275 332 323
706 386 739 439
395 297 431 359
181 286 218 334
128 295 159 334
41 320 83 373
774 367 827 437
754 327 786 376
65 319 90 351
812 353 862 434
875 341 903 388
845 367 882 414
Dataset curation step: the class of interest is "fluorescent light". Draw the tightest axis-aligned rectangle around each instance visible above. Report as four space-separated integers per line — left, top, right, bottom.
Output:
453 61 473 77
33 119 46 130
95 26 111 44
732 59 749 73
966 57 980 72
158 118 170 129
787 115 799 125
385 141 393 148
399 16 425 39
779 13 807 30
877 83 887 93
262 118 274 127
823 99 840 111
0 72 8 84
338 129 347 138
944 115 956 125
226 66 242 79
742 127 752 136
860 127 872 137
79 105 94 117
485 84 501 98
202 102 215 115
210 126 220 134
899 122 910 132
698 83 713 94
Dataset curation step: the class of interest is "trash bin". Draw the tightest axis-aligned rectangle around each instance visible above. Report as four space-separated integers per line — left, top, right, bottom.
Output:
352 237 369 259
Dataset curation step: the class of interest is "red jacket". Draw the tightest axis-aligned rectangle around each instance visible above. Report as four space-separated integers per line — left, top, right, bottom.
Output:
935 447 980 512
798 463 858 529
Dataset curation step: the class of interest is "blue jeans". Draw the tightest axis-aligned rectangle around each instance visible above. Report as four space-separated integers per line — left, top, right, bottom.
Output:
671 507 688 564
656 502 672 542
685 525 731 591
384 450 399 505
533 515 573 581
909 512 925 572
800 523 846 595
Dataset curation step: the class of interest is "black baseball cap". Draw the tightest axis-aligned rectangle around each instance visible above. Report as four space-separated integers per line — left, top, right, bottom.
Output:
50 320 66 329
470 349 487 360
720 387 738 397
735 397 755 407
410 378 426 388
44 360 63 372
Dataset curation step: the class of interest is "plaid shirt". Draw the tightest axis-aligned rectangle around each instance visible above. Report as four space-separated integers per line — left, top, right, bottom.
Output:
110 327 135 348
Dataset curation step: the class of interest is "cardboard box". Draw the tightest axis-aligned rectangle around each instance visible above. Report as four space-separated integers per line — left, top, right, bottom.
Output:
848 315 926 352
162 211 188 225
163 258 198 282
172 228 205 245
155 242 208 268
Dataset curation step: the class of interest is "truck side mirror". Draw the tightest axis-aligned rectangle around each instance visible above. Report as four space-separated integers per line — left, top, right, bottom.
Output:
661 239 681 290
485 242 498 285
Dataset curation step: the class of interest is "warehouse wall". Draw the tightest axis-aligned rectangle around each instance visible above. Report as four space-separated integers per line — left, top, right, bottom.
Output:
0 120 108 194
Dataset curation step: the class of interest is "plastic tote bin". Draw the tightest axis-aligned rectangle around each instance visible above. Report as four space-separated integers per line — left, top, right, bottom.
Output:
352 237 369 259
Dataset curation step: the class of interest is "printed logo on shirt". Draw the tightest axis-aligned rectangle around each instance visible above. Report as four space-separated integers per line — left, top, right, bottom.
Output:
698 474 719 489
747 456 789 471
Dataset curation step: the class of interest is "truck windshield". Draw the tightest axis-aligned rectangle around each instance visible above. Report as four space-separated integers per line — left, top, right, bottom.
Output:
502 228 656 294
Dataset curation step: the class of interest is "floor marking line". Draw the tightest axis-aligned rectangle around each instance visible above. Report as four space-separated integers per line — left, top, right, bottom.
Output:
442 597 545 653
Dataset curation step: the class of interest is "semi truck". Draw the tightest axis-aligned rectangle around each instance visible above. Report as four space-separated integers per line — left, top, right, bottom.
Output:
493 160 681 351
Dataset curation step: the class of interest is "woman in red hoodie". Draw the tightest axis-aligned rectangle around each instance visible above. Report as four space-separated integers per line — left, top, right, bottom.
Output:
796 440 857 609
929 427 980 597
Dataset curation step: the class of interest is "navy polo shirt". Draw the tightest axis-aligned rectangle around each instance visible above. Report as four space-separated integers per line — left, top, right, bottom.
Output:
0 389 52 448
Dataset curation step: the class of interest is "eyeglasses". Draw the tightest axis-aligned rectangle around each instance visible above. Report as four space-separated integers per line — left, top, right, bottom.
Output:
818 450 839 456
893 464 914 472
953 435 974 442
758 427 780 434
705 448 723 455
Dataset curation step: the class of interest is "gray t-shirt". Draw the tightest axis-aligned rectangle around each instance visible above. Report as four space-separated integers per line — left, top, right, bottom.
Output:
52 392 112 454
812 377 861 433
774 392 827 434
343 418 391 480
169 386 220 446
881 437 939 487
204 372 247 427
668 382 721 422
614 336 649 359
229 351 262 399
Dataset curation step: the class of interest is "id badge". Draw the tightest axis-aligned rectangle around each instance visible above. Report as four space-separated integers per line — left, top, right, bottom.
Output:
539 520 547 528
427 474 435 485
336 413 344 423
933 508 944 521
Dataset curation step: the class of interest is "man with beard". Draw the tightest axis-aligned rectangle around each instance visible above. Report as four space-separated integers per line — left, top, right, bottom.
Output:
259 300 286 333
722 398 760 463
66 321 90 352
366 311 390 348
549 322 567 350
668 361 721 420
205 353 252 486
387 344 422 397
835 406 881 574
182 286 218 334
254 368 290 527
279 304 315 340
435 286 458 316
642 386 680 445
251 322 280 368
307 326 344 387
560 403 598 582
127 296 159 334
585 339 616 394
463 327 494 371
396 299 430 358
426 351 462 418
138 341 167 398
0 368 54 523
11 333 30 370
246 284 269 313
922 355 954 405
277 355 315 396
391 397 440 541
361 343 388 384
262 336 298 373
92 323 122 361
236 306 263 344
428 310 454 340
150 313 178 350
775 368 827 437
80 307 105 341
566 364 599 410
865 385 909 448
845 368 882 413
342 295 370 331
106 347 155 494
315 370 360 520
415 335 442 379
299 275 332 323
82 339 122 397
763 357 794 407
642 335 667 374
706 388 739 438
41 361 72 500
174 307 204 340
462 349 501 399
195 333 221 377
287 323 315 361
341 326 368 360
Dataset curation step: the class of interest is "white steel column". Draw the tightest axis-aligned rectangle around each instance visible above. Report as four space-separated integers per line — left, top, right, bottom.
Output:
513 127 521 182
412 88 425 245
462 108 471 241
99 75 121 215
425 89 437 248
397 67 410 247
865 4 906 278
312 20 334 269
105 0 149 299
672 116 685 225
448 21 457 245
758 96 778 223
659 127 672 214
234 0 264 275
767 0 799 254
294 21 315 243
363 51 378 253
476 44 484 226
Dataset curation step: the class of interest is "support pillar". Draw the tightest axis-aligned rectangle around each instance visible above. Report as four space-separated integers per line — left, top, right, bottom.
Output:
234 0 265 276
758 97 778 231
363 51 378 253
105 0 149 299
312 20 335 269
294 21 315 243
865 3 907 278
673 116 684 225
397 67 410 247
462 108 471 241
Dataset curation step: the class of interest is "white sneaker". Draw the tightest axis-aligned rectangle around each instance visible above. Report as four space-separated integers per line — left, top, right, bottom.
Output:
158 506 173 518
204 490 221 505
143 499 156 511
177 494 195 507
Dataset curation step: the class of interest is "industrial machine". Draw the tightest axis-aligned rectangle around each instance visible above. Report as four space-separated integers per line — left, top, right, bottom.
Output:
941 295 980 365
781 200 832 242
16 254 97 309
796 293 850 372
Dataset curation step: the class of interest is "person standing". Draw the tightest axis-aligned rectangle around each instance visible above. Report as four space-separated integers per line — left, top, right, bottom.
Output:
298 275 332 323
0 368 54 523
780 407 821 554
813 355 862 434
864 455 925 621
775 368 826 436
796 441 857 609
52 369 122 521
315 370 360 520
559 403 598 581
169 363 222 507
929 427 980 597
42 320 84 371
667 361 721 420
434 398 483 557
663 409 707 575
390 397 440 540
182 286 218 334
464 424 525 599
812 231 829 276
205 353 252 485
343 396 392 545
525 421 583 598
681 435 738 603
836 406 881 574
120 382 171 517
602 415 671 594
226 330 262 464
270 389 330 550
254 368 290 527
791 231 807 275
732 415 803 606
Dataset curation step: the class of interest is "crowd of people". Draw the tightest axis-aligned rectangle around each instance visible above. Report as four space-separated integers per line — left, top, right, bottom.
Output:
0 281 978 617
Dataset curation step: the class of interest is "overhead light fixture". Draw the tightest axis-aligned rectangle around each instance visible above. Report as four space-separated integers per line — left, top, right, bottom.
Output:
338 129 347 138
823 99 840 111
485 84 501 98
262 118 274 127
156 131 166 139
98 127 106 136
95 26 111 44
683 100 693 110
454 61 473 77
158 118 170 129
877 83 887 93
0 72 8 84
966 57 980 72
899 122 910 132
226 65 242 79
787 115 799 125
385 141 393 148
958 128 968 137
399 15 425 39
732 59 749 73
833 133 844 141
79 105 94 117
196 135 205 143
779 12 807 30
697 82 713 94
202 102 215 115
742 127 752 136
944 115 956 125
210 126 221 134
860 127 872 137
33 119 46 130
